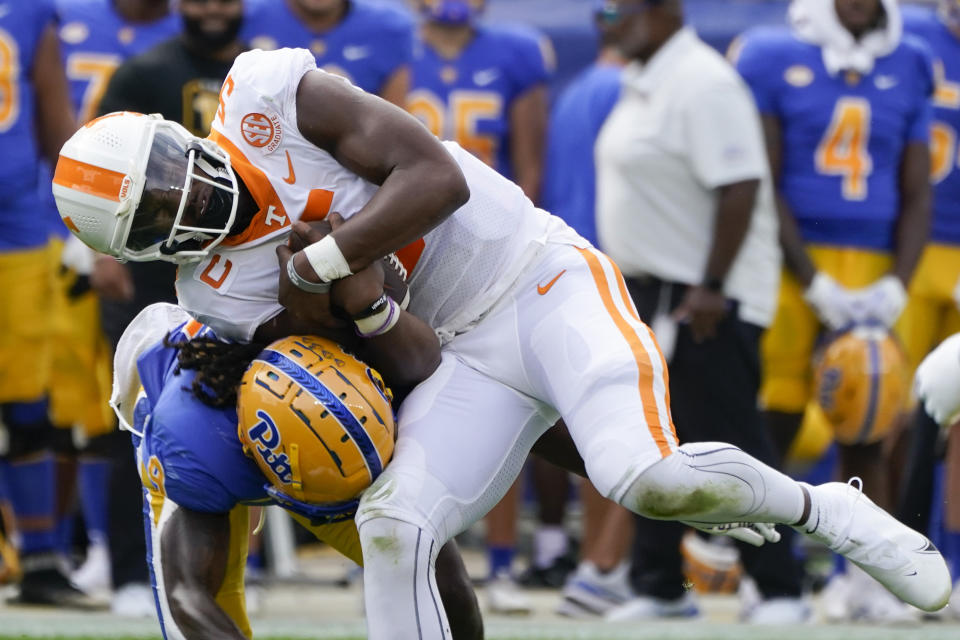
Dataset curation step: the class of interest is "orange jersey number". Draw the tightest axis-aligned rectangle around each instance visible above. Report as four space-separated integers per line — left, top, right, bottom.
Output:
216 74 235 125
933 60 960 110
0 28 20 133
815 98 873 201
407 89 502 167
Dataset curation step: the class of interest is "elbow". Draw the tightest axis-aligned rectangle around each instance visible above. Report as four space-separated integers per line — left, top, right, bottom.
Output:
444 164 470 211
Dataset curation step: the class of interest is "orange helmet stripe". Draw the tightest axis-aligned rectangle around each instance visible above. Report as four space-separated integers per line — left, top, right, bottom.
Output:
53 156 126 202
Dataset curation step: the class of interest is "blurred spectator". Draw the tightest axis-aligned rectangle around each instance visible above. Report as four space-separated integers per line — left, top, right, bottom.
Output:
896 0 960 613
594 0 805 623
89 0 248 616
406 0 554 614
241 0 414 105
0 1 83 606
539 3 632 618
51 0 179 605
735 0 933 622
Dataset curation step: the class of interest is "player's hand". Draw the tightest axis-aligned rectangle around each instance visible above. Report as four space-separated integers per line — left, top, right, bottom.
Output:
672 285 728 342
90 255 134 302
276 243 345 330
803 272 857 331
848 275 907 328
331 260 385 317
915 333 960 428
683 521 782 547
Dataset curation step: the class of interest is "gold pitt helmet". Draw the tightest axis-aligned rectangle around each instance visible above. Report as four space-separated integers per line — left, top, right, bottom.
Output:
237 336 395 523
814 326 908 446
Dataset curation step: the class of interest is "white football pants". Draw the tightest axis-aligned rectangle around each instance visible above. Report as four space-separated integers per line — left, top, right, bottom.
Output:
356 244 806 639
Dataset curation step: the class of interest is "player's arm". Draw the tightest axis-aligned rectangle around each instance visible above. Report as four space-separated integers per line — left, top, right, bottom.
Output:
160 507 247 640
32 23 76 165
760 115 816 286
278 218 441 393
378 65 411 108
509 84 548 202
891 141 931 284
293 70 470 272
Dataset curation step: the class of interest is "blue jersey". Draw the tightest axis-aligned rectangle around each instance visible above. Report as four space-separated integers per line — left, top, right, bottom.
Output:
542 62 621 246
57 0 180 123
0 0 56 250
133 323 267 514
736 27 934 250
408 24 553 179
902 7 960 245
241 0 414 95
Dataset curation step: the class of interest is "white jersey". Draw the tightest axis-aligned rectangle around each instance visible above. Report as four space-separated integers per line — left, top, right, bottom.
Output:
177 48 581 342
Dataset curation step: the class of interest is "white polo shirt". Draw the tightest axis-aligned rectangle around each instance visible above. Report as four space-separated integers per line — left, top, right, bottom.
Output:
595 28 781 327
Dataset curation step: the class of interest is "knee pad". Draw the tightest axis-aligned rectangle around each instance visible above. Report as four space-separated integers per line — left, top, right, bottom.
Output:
619 442 766 521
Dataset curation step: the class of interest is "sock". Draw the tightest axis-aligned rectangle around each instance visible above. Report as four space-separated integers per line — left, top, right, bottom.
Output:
7 453 57 555
359 517 452 640
488 545 514 578
78 458 110 547
56 512 75 556
533 525 568 569
621 442 806 524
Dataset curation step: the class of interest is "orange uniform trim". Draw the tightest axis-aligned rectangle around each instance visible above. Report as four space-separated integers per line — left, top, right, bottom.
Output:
53 156 126 202
396 238 426 276
606 254 676 439
183 319 205 338
302 189 334 222
207 130 290 247
576 247 675 458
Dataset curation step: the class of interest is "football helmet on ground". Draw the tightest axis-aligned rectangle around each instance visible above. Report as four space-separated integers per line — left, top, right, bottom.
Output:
52 112 238 264
237 336 395 524
813 326 908 445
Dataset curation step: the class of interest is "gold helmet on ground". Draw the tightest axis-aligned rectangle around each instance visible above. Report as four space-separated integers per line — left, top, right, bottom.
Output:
237 336 394 523
813 326 908 446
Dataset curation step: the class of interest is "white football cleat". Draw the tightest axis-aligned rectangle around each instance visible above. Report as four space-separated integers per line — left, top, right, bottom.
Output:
556 561 633 618
604 591 700 621
800 479 951 612
485 570 531 615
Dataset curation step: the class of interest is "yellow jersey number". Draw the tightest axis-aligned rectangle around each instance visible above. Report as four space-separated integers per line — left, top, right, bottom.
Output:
66 53 122 124
407 89 502 168
0 27 21 133
815 97 873 201
930 60 960 184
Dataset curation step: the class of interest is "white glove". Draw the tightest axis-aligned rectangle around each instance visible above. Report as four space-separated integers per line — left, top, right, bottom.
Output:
803 272 858 330
848 275 907 328
914 333 960 428
683 521 782 547
60 235 96 275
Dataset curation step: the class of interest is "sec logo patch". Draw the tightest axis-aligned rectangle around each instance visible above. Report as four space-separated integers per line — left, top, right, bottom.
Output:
241 112 283 152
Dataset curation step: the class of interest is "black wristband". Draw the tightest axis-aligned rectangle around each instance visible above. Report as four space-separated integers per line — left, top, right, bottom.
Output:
703 276 724 293
350 293 389 320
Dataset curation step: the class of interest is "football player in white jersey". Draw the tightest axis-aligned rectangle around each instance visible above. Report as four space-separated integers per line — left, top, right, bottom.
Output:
53 48 951 637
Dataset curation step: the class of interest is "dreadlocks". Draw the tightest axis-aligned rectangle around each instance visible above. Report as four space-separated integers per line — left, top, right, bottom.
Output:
164 335 265 408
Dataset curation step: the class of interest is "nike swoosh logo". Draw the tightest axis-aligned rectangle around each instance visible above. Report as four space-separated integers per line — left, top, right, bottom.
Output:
473 69 500 86
874 76 898 90
343 45 371 61
537 270 567 295
283 150 296 185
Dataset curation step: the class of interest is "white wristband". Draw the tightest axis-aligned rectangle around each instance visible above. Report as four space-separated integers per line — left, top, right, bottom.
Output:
354 297 400 337
303 235 353 283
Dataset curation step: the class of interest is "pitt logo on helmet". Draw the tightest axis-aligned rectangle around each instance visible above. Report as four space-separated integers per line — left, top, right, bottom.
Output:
237 336 395 522
814 326 908 446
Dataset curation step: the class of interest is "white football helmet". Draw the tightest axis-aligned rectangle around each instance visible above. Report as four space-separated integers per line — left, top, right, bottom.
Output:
52 112 239 263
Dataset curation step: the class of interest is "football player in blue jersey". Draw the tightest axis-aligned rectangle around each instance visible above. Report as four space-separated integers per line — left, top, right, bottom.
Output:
241 0 414 106
735 0 934 619
408 3 555 609
408 0 554 200
49 0 180 603
115 248 482 638
541 3 632 617
897 0 960 616
0 0 84 606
